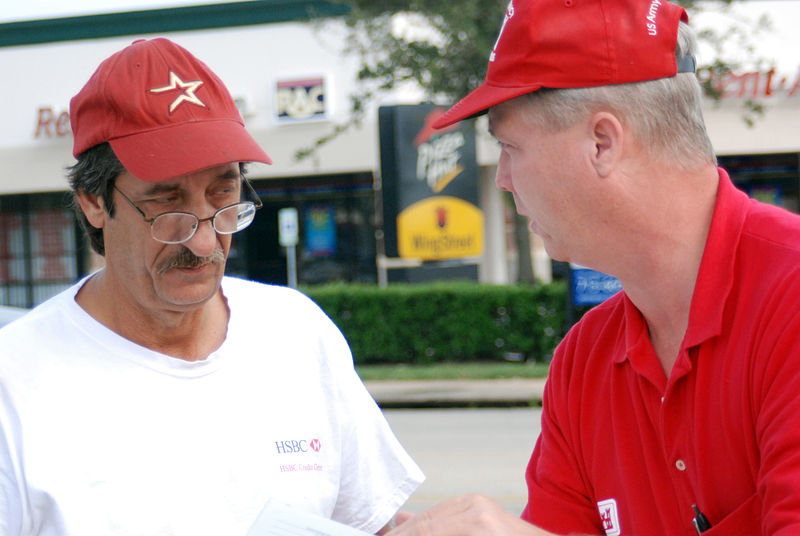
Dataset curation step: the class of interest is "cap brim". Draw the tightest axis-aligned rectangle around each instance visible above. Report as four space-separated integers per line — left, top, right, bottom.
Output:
110 119 272 182
432 82 544 129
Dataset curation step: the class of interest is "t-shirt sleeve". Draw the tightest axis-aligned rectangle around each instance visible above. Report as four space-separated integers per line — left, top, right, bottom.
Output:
318 315 425 533
521 336 603 535
0 381 25 534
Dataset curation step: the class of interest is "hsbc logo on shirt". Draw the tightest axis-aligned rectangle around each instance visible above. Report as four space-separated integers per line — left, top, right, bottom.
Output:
275 438 322 454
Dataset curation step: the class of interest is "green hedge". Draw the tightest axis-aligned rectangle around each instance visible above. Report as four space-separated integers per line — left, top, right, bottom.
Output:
302 281 567 365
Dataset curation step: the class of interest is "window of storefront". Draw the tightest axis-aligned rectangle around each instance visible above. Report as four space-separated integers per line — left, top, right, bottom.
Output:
719 152 800 213
0 193 84 307
226 172 377 286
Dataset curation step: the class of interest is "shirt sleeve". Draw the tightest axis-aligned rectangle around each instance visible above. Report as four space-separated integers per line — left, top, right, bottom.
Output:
0 381 26 535
521 333 603 535
318 315 425 533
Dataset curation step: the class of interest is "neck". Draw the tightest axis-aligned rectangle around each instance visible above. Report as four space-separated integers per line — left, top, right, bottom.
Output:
75 271 229 361
602 164 719 376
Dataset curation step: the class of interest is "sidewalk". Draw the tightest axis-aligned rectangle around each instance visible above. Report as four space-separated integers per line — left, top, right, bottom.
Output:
364 378 547 408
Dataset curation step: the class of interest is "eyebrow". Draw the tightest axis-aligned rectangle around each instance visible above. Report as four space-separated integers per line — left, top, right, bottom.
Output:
140 169 241 196
141 183 180 196
217 168 241 180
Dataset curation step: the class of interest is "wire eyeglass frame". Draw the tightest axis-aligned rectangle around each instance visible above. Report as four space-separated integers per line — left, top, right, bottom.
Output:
113 178 263 245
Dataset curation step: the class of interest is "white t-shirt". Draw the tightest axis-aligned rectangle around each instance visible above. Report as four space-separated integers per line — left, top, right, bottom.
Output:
0 276 423 535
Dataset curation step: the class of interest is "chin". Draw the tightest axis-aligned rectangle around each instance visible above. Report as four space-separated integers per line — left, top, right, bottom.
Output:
156 277 223 309
160 291 220 311
541 240 569 264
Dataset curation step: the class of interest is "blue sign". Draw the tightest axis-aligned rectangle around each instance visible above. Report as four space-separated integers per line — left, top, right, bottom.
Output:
304 204 336 257
571 266 622 306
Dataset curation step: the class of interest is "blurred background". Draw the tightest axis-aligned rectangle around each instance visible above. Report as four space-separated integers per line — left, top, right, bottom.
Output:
1 0 799 515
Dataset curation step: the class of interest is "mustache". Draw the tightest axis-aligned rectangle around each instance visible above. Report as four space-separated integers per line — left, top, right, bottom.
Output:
157 246 225 274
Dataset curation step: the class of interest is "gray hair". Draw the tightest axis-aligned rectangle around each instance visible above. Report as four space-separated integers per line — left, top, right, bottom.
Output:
521 21 716 170
67 143 249 256
67 142 125 256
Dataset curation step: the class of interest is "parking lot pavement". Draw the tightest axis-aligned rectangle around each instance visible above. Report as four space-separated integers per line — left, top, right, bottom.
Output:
383 407 542 515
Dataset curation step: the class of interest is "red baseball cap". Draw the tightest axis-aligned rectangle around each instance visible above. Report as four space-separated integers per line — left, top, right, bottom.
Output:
433 0 690 129
70 38 272 182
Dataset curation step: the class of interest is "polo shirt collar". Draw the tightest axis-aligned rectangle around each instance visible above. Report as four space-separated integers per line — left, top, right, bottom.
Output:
683 168 748 348
618 168 749 365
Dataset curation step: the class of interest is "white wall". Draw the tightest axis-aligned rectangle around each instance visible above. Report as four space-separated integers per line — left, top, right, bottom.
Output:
705 97 800 156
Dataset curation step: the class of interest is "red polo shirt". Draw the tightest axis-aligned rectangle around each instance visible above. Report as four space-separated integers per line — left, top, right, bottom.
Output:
523 169 800 536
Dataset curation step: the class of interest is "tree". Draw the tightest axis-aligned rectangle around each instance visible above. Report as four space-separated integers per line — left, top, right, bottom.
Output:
296 0 507 161
301 0 772 282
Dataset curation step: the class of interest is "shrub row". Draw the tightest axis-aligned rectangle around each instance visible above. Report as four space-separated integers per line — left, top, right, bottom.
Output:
303 281 567 365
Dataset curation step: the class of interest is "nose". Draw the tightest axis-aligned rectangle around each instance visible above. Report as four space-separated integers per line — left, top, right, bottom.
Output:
178 191 223 256
495 150 512 192
183 218 219 258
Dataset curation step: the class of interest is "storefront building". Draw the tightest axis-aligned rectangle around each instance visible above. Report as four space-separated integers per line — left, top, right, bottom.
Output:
0 1 394 307
0 1 798 307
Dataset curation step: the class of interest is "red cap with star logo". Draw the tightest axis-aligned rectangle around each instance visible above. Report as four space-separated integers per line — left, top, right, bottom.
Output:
70 38 272 182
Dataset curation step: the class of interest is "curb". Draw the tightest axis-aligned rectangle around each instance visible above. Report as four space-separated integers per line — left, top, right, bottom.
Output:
364 378 546 409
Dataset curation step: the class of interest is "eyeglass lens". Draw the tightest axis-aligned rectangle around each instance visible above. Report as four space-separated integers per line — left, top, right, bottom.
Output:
150 203 257 244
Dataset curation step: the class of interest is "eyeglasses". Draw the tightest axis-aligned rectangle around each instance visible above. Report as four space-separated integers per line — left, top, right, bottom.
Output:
113 179 263 245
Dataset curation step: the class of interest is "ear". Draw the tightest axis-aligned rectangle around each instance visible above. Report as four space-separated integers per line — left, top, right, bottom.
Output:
76 190 108 229
589 112 624 178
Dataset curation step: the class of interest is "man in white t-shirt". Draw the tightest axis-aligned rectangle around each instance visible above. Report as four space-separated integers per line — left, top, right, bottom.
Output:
0 37 423 535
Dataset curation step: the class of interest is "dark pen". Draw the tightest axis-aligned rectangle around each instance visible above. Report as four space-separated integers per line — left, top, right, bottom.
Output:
692 504 712 534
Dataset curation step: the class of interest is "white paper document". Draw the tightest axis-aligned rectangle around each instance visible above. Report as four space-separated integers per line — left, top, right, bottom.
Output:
246 501 373 536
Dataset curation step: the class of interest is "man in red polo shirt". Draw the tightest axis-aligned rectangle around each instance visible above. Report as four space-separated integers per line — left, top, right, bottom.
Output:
387 0 800 535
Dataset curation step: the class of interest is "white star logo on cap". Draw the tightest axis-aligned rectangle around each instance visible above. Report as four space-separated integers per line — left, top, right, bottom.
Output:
149 71 206 113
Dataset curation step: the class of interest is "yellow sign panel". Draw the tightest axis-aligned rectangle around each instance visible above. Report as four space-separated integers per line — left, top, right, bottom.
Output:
397 196 484 260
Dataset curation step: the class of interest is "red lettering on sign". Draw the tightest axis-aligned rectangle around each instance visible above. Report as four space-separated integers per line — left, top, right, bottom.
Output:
34 107 71 138
788 68 800 98
34 107 54 138
700 66 800 100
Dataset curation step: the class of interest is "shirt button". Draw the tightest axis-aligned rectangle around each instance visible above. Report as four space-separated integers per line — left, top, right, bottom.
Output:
675 459 687 471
